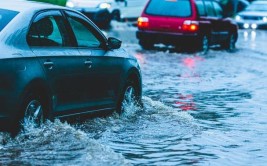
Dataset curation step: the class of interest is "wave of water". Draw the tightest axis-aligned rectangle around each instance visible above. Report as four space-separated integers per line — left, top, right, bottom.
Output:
0 97 198 165
76 97 200 165
0 120 130 165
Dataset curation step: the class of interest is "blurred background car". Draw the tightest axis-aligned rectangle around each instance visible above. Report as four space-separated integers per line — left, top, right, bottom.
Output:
65 0 116 28
136 0 238 53
235 0 267 29
65 0 147 28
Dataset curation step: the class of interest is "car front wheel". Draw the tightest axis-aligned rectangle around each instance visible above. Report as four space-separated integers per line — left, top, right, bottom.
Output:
117 80 141 114
21 93 45 130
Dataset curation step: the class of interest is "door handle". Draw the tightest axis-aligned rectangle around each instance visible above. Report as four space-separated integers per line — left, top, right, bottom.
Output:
84 60 92 68
44 61 54 70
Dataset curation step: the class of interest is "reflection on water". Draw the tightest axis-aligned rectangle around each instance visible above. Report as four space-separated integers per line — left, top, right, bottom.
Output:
175 94 197 111
238 30 267 54
243 30 257 42
137 45 267 165
182 56 204 69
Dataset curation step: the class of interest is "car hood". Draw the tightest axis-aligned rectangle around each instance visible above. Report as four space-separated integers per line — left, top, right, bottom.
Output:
238 11 267 17
106 48 136 60
69 0 113 8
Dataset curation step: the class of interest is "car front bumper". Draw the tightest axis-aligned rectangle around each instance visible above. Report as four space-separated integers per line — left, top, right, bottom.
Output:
136 30 199 46
236 21 267 29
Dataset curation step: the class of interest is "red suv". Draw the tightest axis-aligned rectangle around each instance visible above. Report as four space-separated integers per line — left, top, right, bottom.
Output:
136 0 238 53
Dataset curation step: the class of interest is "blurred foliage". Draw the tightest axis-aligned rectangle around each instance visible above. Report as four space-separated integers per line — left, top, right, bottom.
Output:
29 0 67 6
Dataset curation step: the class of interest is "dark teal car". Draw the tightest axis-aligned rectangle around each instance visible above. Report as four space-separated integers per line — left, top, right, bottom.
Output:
0 0 142 133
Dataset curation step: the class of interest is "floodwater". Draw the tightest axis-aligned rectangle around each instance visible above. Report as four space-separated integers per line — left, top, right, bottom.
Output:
1 23 267 165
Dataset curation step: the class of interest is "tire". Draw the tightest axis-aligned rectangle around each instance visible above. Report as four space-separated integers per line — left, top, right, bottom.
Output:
21 93 45 129
117 79 141 114
199 35 209 54
139 40 154 50
221 33 237 52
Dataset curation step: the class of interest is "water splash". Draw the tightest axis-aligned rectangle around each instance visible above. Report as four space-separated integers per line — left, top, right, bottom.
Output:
0 120 130 166
0 96 200 165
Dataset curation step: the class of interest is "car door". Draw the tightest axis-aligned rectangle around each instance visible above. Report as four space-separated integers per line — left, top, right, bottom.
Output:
212 1 229 41
27 10 87 116
197 0 223 44
64 10 121 111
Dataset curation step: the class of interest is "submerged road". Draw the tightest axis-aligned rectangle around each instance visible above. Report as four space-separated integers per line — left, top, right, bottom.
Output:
1 22 267 165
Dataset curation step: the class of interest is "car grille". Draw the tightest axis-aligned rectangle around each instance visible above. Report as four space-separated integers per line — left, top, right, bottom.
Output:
242 16 263 20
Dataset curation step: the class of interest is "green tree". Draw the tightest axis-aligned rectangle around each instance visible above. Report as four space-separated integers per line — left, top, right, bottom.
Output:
29 0 67 6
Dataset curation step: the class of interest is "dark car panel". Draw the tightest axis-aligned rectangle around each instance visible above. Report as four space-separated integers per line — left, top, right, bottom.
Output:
0 57 48 122
0 1 142 132
63 10 118 112
198 0 231 44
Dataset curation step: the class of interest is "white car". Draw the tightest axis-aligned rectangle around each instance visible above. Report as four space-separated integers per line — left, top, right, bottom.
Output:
235 0 267 29
66 0 147 22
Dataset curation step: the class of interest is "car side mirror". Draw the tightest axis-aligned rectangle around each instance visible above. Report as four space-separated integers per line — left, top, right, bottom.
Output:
107 37 122 49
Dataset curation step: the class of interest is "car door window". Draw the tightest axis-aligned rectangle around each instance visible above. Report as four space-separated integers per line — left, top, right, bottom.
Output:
65 11 101 48
212 1 223 18
196 0 206 16
204 1 216 17
27 11 68 47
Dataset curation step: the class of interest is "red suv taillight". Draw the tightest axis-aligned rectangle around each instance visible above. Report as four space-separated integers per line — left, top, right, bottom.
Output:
137 17 149 29
182 20 199 32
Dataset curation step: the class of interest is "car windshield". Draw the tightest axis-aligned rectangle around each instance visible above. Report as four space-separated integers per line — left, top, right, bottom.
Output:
246 3 267 11
0 9 19 32
145 0 191 17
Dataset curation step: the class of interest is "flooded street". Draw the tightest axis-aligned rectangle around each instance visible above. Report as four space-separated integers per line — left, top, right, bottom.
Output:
1 22 267 165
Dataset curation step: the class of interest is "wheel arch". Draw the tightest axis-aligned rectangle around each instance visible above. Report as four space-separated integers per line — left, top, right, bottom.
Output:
117 67 142 103
18 78 52 119
116 67 142 112
126 68 142 99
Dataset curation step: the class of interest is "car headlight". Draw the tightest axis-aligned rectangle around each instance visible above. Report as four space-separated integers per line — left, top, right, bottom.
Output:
235 15 242 21
99 3 111 9
66 1 75 8
263 17 267 22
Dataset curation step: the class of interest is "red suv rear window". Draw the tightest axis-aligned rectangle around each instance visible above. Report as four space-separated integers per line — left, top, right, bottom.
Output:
145 0 192 17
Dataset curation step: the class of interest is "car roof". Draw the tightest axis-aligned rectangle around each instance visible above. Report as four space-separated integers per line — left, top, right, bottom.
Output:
0 0 65 12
